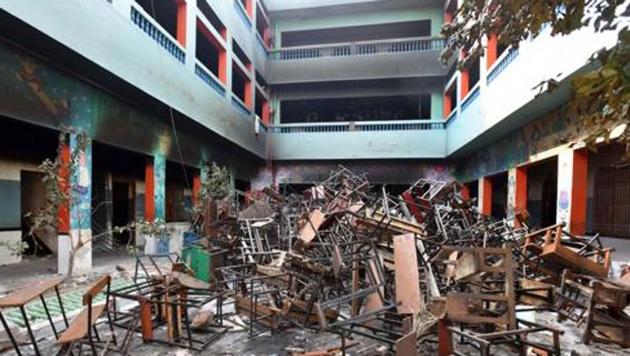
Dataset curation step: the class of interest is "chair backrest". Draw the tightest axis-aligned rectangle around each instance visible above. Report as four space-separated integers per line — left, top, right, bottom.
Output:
83 274 111 306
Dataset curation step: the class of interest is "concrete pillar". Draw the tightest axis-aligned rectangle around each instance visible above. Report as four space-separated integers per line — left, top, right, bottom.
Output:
144 154 166 222
58 133 92 275
478 177 493 216
507 167 527 226
557 149 588 234
143 154 166 254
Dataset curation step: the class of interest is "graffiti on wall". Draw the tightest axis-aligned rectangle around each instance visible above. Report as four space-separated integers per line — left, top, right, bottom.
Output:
456 108 583 182
154 154 166 221
70 134 92 230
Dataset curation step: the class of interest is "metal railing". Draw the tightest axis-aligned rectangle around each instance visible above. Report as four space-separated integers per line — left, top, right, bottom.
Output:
487 48 519 83
231 96 252 117
130 6 185 63
270 36 445 60
194 63 226 97
461 85 481 112
268 120 446 133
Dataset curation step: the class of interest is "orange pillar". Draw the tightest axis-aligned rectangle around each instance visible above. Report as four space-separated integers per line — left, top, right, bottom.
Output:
262 100 270 125
557 149 589 235
244 80 253 108
460 69 470 99
145 160 155 222
486 33 498 69
571 150 589 234
175 0 187 47
508 167 528 226
443 90 452 117
479 177 493 216
218 50 227 83
57 142 71 234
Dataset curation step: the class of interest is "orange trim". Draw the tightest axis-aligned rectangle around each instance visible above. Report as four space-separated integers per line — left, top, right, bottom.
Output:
486 33 498 69
175 0 187 47
480 177 493 216
57 142 71 234
570 149 588 235
145 160 155 221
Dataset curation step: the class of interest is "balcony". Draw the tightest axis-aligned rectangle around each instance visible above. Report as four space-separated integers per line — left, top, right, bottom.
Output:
269 120 447 160
268 37 447 84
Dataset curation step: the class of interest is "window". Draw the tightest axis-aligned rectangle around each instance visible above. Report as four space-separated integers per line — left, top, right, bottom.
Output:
232 62 252 107
487 33 510 69
135 0 186 46
255 70 268 91
232 40 252 70
280 96 420 124
256 4 271 46
461 54 480 99
281 21 431 47
196 19 227 83
197 0 226 39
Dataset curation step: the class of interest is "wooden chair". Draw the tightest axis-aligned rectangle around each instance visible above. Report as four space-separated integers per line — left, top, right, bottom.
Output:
56 275 116 355
556 270 630 347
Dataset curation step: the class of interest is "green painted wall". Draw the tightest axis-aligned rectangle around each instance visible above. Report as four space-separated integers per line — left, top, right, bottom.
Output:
273 7 444 48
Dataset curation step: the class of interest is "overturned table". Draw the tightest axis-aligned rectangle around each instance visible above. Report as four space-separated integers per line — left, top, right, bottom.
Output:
0 276 69 356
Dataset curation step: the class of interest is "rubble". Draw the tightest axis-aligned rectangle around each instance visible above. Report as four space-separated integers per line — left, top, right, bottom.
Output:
2 166 629 355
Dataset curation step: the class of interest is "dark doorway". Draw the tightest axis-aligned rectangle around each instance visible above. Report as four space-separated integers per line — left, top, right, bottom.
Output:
491 172 508 219
112 181 133 245
526 158 557 229
20 170 52 255
464 181 479 202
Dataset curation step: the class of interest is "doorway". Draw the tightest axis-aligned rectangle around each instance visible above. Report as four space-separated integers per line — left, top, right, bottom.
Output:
20 170 53 255
112 181 134 245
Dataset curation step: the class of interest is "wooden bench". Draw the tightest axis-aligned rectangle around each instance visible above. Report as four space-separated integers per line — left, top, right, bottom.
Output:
56 275 116 355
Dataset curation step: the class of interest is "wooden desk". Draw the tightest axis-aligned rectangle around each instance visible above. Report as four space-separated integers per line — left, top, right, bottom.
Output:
0 276 68 356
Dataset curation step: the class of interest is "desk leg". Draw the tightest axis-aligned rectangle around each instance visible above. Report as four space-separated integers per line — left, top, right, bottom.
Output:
40 295 58 339
140 300 153 341
0 311 22 356
55 286 69 328
20 306 40 356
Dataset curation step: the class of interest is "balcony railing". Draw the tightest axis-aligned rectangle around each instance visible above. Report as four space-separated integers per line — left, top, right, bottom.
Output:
270 36 445 61
231 95 252 117
194 63 226 97
487 48 519 84
130 6 185 63
268 120 446 133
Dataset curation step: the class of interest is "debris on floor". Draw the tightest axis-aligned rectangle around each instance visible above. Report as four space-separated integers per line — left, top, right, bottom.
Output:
1 166 629 355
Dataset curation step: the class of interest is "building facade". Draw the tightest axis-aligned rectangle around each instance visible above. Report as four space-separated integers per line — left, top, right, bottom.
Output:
0 0 626 269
